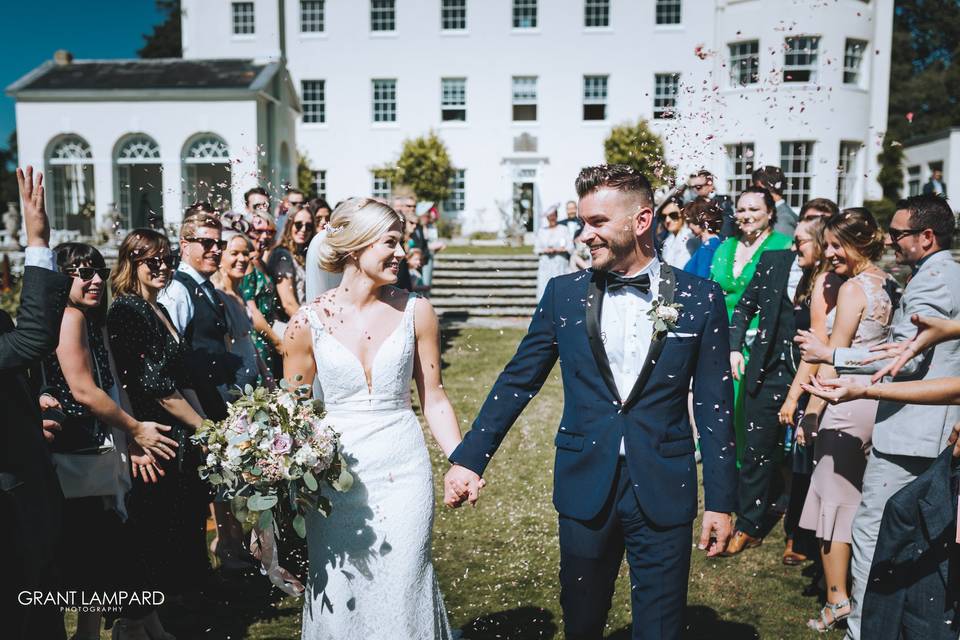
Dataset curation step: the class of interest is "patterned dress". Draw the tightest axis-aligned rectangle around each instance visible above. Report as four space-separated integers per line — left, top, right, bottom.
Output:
240 265 281 376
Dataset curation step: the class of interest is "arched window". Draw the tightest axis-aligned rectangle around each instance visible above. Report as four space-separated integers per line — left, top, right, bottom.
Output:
182 134 232 211
46 135 94 233
115 134 163 229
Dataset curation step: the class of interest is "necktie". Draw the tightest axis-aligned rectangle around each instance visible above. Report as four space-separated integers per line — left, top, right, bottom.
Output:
200 279 218 305
605 272 651 294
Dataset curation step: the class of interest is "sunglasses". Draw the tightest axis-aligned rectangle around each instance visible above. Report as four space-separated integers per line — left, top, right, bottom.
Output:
660 211 681 220
293 221 315 232
137 254 177 272
793 238 812 250
65 266 111 281
184 236 227 252
252 202 271 211
887 227 924 243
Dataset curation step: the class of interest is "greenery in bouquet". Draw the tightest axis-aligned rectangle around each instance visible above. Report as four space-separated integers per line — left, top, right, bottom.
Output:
192 380 352 538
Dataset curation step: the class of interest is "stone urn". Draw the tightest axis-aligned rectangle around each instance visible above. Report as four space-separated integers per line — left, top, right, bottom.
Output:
2 202 20 249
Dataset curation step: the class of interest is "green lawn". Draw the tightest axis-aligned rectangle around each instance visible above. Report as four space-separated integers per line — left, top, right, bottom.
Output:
69 327 831 639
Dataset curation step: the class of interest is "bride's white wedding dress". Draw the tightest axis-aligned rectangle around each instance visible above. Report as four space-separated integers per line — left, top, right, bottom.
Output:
299 292 453 640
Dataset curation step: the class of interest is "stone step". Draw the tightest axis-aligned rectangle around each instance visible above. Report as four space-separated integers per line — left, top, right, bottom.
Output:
431 296 540 307
431 277 536 288
430 287 536 297
436 253 539 262
437 306 538 317
434 269 537 279
434 260 540 271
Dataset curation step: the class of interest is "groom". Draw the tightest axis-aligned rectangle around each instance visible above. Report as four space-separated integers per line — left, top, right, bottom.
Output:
445 164 736 639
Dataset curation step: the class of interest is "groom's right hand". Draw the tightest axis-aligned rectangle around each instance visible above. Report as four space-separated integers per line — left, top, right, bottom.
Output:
444 464 485 508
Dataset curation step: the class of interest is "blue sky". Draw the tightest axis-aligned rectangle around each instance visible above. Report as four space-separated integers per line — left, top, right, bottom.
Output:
0 0 164 147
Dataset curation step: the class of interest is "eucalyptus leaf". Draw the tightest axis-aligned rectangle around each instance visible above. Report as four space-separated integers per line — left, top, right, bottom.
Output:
248 493 279 511
258 508 273 530
293 514 306 538
332 467 354 493
303 471 318 492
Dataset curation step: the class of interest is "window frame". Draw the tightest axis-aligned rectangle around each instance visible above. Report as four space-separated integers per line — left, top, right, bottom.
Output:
780 140 815 209
312 169 327 200
783 35 821 84
584 0 610 28
512 0 538 30
441 77 467 122
442 168 466 215
441 0 467 31
370 0 396 33
231 1 256 36
843 38 868 86
299 0 325 34
582 75 608 121
655 0 682 26
301 79 326 125
836 140 862 208
653 73 680 120
725 142 756 196
372 78 398 123
511 75 538 122
728 40 760 87
372 174 392 200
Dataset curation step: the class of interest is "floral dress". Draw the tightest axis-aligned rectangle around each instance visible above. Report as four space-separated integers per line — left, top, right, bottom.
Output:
240 265 280 376
709 231 792 465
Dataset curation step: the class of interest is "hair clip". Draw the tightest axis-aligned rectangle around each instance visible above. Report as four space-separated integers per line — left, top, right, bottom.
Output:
327 225 344 236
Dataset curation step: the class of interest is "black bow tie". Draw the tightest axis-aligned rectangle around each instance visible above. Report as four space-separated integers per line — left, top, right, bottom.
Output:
605 272 651 294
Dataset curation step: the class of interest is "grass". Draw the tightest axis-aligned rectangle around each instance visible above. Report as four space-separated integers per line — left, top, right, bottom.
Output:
68 328 832 639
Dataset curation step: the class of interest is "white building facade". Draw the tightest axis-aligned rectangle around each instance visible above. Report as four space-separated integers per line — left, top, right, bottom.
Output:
182 0 894 234
901 128 959 200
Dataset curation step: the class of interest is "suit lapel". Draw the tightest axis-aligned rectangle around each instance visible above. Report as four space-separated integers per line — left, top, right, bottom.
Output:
622 263 676 411
585 270 621 403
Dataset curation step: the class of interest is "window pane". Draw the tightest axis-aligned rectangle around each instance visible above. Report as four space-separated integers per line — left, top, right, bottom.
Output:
725 143 756 195
300 0 325 33
513 0 538 28
728 40 759 86
232 2 255 35
441 0 467 30
312 169 327 200
441 78 466 121
780 141 815 209
583 75 608 121
655 0 681 25
783 36 820 83
512 76 538 121
442 169 466 215
584 0 610 27
372 79 397 122
372 174 392 200
371 0 396 32
844 38 867 85
653 73 679 119
837 141 861 207
302 80 326 124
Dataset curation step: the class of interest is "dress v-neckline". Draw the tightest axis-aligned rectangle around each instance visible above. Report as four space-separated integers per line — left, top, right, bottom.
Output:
322 308 408 394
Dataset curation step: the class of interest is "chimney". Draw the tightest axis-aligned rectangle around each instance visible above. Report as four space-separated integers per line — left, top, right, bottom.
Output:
53 50 73 66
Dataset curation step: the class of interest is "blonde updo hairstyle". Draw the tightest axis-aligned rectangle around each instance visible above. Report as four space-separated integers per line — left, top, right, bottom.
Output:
317 197 405 273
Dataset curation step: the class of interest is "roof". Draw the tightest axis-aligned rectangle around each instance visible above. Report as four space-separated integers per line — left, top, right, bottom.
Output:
6 58 282 98
902 126 960 148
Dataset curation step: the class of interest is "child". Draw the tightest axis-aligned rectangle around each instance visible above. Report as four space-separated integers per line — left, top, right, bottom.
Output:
407 248 429 294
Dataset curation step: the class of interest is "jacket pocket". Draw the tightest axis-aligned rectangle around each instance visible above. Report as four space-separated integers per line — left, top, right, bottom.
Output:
659 437 695 458
555 431 584 452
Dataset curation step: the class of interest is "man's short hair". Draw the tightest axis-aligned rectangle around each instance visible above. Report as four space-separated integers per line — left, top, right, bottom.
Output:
800 198 839 219
180 212 221 240
683 197 724 234
575 164 653 206
695 169 714 181
896 194 956 250
285 187 304 197
184 201 216 217
752 165 786 197
244 186 269 206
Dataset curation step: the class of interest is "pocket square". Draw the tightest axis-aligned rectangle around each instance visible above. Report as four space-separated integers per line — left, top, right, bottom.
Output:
668 332 697 338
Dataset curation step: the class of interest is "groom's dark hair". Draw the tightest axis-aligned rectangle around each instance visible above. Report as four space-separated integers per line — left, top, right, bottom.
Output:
575 164 654 206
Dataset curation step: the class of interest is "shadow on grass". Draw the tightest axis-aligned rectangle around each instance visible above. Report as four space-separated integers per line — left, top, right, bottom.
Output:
461 606 559 639
608 605 760 639
439 321 463 370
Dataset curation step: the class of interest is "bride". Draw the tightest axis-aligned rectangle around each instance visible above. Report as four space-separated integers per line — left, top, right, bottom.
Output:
283 197 471 639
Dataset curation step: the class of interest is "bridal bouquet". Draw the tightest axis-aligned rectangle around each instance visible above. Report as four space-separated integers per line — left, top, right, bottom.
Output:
193 381 352 539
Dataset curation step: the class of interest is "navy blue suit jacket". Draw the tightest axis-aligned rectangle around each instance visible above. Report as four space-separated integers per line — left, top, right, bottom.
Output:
449 263 737 526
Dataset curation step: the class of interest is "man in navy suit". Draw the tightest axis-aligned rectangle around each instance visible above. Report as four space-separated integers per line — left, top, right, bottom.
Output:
444 164 737 640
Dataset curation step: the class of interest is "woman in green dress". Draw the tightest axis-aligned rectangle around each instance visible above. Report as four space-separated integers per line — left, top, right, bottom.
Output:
240 212 284 378
709 186 792 465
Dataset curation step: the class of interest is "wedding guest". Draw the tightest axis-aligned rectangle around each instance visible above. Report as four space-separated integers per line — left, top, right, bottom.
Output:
922 168 947 197
305 215 344 303
241 209 283 376
417 202 446 287
800 197 839 222
794 208 896 632
107 229 210 632
1 167 71 640
777 218 840 566
268 206 315 322
723 218 811 557
794 194 960 640
244 187 271 223
559 199 583 239
710 187 792 474
534 205 574 299
407 248 429 294
682 198 724 278
687 170 737 237
658 194 700 268
275 187 306 237
308 197 332 230
159 211 233 423
44 242 181 640
753 165 799 236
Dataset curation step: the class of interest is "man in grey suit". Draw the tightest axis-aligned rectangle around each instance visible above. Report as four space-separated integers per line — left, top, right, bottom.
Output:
752 165 798 237
796 194 960 639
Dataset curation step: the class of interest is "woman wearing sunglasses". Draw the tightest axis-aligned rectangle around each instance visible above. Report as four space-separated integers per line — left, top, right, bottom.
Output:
107 229 210 639
42 242 180 640
657 194 700 269
268 206 316 321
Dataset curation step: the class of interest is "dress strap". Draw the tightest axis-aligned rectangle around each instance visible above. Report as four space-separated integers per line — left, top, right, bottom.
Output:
299 304 325 335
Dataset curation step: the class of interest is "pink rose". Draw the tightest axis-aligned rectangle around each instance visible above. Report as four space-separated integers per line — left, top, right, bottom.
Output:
270 433 293 455
230 413 249 434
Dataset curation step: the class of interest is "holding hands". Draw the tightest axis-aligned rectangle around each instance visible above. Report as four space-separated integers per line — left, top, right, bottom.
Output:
794 330 834 365
443 464 486 508
801 375 869 405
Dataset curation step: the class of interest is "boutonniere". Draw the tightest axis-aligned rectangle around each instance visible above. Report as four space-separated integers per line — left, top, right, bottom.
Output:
648 297 683 337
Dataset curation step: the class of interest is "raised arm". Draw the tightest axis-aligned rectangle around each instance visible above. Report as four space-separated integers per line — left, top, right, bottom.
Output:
804 375 960 406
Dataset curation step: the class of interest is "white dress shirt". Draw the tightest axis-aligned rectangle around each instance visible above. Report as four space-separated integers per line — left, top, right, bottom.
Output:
786 255 803 302
601 259 661 455
158 262 212 335
24 246 56 271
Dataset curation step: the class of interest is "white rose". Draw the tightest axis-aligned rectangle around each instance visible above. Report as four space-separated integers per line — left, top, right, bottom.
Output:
658 305 679 324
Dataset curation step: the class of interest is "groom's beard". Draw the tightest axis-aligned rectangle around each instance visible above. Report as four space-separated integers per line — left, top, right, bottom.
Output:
589 236 637 273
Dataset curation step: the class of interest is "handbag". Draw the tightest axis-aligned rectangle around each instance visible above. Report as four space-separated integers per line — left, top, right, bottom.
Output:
43 346 127 499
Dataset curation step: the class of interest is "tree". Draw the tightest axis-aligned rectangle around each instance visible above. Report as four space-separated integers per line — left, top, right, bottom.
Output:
376 132 454 204
877 133 905 201
139 0 182 58
0 131 18 207
297 151 315 196
603 120 673 188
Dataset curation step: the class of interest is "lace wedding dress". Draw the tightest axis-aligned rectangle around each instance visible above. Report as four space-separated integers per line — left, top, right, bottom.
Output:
299 292 453 640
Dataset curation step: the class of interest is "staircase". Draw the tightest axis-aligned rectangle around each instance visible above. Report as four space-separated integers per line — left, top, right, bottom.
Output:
429 253 540 320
